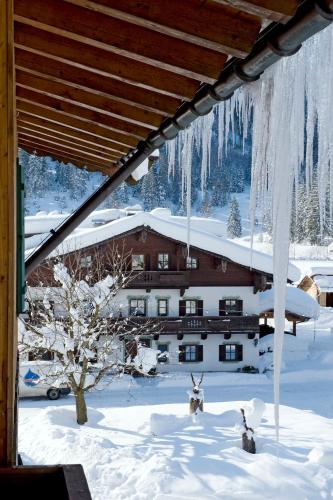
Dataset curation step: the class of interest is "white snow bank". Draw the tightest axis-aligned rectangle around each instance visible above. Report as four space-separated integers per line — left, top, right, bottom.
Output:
258 285 320 319
35 211 299 281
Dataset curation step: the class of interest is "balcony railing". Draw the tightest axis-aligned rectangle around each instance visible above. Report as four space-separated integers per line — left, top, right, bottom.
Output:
126 271 190 289
118 315 259 334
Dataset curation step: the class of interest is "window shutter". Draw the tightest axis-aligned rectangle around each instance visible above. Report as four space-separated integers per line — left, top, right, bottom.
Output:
197 300 203 316
236 344 243 361
219 300 226 316
197 345 203 362
179 345 185 362
179 300 186 316
236 300 243 315
145 254 150 271
219 345 226 361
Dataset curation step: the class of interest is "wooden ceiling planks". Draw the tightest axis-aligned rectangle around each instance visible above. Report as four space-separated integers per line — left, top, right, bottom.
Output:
14 0 300 174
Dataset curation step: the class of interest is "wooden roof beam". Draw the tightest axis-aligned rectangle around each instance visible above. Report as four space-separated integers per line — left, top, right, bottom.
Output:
18 135 118 166
14 0 229 82
18 128 120 162
20 144 114 175
16 70 162 129
16 88 151 140
212 1 299 23
19 139 116 174
15 23 198 100
17 113 129 154
63 0 263 54
17 122 125 157
17 103 138 148
15 48 180 116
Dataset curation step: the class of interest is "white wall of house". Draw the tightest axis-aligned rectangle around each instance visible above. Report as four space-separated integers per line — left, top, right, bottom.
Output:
153 333 259 373
113 286 260 317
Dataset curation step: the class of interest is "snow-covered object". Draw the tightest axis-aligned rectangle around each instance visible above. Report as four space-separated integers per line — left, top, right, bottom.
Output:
308 447 333 469
133 347 159 373
131 158 149 181
33 211 300 281
314 275 333 292
241 398 266 430
187 388 204 402
25 209 124 236
258 285 320 320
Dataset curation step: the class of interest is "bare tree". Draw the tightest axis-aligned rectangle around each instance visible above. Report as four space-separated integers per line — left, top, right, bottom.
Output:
20 246 160 425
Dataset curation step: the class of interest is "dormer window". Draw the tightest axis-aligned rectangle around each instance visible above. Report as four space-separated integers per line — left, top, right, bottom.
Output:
132 254 145 271
186 256 198 269
158 253 169 270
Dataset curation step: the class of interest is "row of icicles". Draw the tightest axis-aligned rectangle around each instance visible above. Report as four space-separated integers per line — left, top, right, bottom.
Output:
165 22 333 442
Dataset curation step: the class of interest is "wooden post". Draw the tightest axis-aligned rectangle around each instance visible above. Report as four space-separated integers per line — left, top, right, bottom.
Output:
0 0 18 465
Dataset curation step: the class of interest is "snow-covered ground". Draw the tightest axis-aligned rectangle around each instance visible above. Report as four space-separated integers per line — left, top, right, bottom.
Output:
19 308 333 500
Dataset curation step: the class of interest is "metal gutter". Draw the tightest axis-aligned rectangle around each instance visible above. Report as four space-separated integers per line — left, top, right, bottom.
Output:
25 0 333 277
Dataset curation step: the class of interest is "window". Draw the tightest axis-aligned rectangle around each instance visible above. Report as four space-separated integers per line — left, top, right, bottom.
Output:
179 344 203 363
139 338 151 348
186 300 197 315
129 298 146 316
186 256 198 269
219 299 243 316
179 300 203 317
80 255 92 268
157 343 169 363
132 254 145 271
158 253 169 270
157 299 168 316
219 344 243 362
28 350 54 361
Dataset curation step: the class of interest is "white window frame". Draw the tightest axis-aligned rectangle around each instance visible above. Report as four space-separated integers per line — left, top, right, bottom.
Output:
158 253 169 270
132 254 145 271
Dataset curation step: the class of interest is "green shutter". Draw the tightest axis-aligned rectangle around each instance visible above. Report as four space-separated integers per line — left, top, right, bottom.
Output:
17 159 25 314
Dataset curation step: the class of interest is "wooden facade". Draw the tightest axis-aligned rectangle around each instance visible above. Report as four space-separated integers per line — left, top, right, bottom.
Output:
28 226 272 293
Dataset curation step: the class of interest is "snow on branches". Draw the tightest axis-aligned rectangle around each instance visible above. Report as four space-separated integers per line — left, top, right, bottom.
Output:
21 246 160 424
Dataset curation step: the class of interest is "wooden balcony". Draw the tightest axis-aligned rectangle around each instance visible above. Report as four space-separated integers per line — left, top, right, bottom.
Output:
122 315 259 335
126 271 190 292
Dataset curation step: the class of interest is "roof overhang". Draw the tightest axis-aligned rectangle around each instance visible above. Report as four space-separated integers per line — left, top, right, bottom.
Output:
23 0 333 275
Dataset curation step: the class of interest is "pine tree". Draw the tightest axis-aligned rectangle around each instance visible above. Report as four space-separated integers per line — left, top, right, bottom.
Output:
227 197 242 238
305 177 321 245
200 191 213 217
141 167 158 211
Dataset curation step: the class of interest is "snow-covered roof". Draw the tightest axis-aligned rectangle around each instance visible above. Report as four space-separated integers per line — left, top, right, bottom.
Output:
25 208 126 235
258 285 320 320
27 209 300 281
313 275 333 292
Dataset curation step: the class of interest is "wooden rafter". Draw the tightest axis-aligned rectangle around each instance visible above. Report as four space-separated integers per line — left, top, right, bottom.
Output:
17 123 124 157
212 1 299 23
16 71 163 129
17 114 129 154
14 23 200 100
14 0 230 82
18 130 120 162
17 103 138 148
15 48 180 116
63 0 262 55
19 140 115 174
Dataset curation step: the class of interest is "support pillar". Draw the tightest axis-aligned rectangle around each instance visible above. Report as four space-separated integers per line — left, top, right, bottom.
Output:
0 0 18 465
